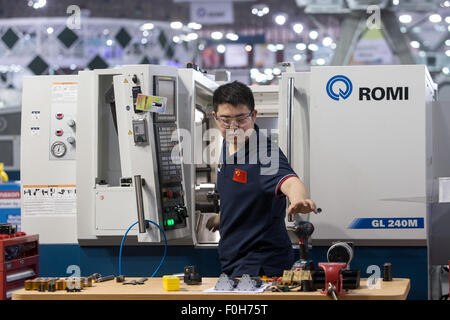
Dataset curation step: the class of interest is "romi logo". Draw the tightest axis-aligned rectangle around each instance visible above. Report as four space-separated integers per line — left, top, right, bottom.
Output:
326 75 410 102
359 87 409 101
326 75 353 101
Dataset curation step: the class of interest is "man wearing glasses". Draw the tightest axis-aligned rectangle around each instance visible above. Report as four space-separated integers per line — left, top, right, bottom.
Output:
206 81 318 278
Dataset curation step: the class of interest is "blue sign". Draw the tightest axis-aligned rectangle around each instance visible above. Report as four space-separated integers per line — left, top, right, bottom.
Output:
326 75 353 101
348 217 424 229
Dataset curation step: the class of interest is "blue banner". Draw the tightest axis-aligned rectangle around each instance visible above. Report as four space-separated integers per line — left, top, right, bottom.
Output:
348 217 424 229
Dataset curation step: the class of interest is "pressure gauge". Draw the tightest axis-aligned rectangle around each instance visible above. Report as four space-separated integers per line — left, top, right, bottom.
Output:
51 141 67 158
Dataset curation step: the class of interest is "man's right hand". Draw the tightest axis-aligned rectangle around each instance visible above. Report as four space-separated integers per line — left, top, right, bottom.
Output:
206 214 220 232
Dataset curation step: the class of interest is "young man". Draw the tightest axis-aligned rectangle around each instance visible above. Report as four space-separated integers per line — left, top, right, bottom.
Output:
206 81 318 277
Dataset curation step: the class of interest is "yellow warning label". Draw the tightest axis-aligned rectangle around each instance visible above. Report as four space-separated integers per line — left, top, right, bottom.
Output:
128 130 132 135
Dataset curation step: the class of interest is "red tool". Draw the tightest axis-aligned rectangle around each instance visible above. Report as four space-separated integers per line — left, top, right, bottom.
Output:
0 232 39 300
318 262 348 298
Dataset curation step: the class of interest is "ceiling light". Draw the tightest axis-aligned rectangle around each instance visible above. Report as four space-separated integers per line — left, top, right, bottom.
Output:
170 21 183 29
296 43 306 51
188 22 202 30
211 31 223 40
322 37 333 47
445 16 450 24
445 39 450 46
399 15 412 24
140 23 154 31
275 14 287 25
46 27 54 34
245 45 252 52
217 44 226 53
446 49 450 57
293 23 303 34
187 33 198 41
309 30 319 40
251 4 270 17
308 43 319 51
316 58 326 65
410 41 420 49
442 67 450 74
226 33 239 41
267 44 277 52
293 54 302 61
28 0 46 9
172 36 181 43
106 39 113 46
429 14 442 23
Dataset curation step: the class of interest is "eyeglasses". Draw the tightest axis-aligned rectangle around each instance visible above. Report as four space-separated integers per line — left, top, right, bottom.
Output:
215 111 253 128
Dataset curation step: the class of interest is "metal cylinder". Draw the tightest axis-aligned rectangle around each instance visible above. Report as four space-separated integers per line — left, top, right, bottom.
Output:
383 263 392 281
134 175 146 233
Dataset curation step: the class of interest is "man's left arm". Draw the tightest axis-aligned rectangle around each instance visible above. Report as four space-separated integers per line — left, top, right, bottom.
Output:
279 177 318 215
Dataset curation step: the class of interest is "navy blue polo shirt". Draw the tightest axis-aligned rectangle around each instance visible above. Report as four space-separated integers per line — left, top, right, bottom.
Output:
217 125 297 277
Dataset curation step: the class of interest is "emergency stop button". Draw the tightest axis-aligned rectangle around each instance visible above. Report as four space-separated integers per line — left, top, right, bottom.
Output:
55 113 64 120
55 129 64 136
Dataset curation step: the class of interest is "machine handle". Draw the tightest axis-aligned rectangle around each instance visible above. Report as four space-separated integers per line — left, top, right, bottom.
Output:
287 77 294 164
287 77 294 222
134 175 146 233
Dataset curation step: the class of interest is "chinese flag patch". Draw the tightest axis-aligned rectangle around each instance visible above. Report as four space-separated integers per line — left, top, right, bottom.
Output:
232 168 247 184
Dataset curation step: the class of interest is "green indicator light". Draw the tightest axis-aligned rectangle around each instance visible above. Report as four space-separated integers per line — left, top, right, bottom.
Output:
168 219 175 226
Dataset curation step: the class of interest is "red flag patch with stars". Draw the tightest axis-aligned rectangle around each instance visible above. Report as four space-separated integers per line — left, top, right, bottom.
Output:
232 168 247 184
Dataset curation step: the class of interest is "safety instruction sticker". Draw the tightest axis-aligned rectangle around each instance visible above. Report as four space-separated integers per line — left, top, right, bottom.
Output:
348 217 424 229
52 82 78 103
135 94 167 113
22 185 76 216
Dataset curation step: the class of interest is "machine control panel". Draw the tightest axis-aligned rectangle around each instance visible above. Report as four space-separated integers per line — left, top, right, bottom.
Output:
49 82 77 160
153 75 187 231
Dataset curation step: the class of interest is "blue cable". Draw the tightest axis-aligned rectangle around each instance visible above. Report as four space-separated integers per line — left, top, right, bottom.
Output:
118 219 168 278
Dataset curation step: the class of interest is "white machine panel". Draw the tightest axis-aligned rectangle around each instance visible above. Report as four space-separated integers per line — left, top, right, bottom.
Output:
21 75 78 244
308 65 435 242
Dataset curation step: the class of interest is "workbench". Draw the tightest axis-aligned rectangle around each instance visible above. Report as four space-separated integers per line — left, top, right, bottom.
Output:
12 277 410 300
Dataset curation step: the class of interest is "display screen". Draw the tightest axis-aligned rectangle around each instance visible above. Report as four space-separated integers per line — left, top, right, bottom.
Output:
0 140 13 166
157 79 175 117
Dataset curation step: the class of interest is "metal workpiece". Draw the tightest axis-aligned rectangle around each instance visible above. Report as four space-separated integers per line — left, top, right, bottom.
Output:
235 274 263 291
95 275 115 283
214 273 238 291
327 242 354 266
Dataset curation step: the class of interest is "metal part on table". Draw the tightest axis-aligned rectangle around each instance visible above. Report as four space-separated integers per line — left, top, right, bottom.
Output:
184 266 202 285
95 275 115 283
327 242 354 267
383 263 392 282
66 278 82 292
214 273 238 291
235 274 263 291
122 278 148 285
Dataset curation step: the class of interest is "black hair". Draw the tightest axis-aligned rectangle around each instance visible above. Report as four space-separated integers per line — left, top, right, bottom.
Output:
212 81 255 112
